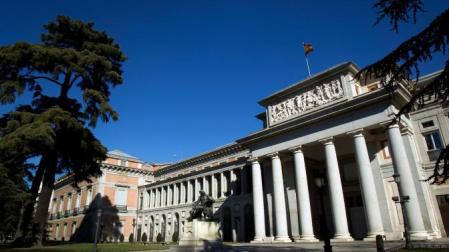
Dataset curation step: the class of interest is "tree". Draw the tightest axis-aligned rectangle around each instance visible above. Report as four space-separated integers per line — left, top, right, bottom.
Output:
119 233 124 243
0 162 28 243
156 233 163 243
128 233 134 243
0 15 126 245
172 231 179 243
141 232 147 244
357 0 448 183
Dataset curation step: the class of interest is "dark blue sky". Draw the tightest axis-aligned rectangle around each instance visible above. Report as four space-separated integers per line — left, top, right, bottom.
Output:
1 1 447 163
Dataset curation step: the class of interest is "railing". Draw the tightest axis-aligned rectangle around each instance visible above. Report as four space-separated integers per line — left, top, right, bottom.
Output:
64 210 71 217
48 213 54 220
73 207 79 216
427 149 441 161
116 205 128 213
56 212 62 219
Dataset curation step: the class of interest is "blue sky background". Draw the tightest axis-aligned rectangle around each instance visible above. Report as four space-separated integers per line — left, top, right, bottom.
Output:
0 0 447 163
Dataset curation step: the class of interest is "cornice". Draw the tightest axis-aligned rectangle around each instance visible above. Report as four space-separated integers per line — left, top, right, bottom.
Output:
154 143 247 176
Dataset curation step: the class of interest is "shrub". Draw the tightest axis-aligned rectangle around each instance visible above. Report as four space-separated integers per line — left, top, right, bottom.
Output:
129 233 134 243
119 233 124 242
156 233 163 243
172 231 179 243
141 232 147 243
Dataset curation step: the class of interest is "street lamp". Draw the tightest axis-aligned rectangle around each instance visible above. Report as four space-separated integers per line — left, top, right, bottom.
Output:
314 176 332 252
93 208 102 252
392 173 411 249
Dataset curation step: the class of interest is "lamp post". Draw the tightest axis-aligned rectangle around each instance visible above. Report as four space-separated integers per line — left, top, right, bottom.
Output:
93 208 102 252
314 176 332 252
392 173 411 249
132 218 136 243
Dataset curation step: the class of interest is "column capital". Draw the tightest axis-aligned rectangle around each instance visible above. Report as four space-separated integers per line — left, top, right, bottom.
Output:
267 152 280 159
288 145 303 153
346 128 365 137
318 137 334 145
248 156 260 163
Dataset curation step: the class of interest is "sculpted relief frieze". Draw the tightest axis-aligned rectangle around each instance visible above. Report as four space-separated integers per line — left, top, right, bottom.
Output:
268 79 344 125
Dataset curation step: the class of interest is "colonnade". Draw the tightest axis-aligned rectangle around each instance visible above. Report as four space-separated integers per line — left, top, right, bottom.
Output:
251 125 426 242
144 167 249 210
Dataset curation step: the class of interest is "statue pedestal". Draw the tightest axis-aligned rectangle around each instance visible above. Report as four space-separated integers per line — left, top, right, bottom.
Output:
179 219 221 246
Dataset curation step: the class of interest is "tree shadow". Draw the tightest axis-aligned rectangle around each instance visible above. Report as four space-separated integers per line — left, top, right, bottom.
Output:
71 193 122 242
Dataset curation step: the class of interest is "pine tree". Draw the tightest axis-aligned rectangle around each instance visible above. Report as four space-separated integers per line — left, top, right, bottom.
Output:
357 0 448 183
0 15 126 245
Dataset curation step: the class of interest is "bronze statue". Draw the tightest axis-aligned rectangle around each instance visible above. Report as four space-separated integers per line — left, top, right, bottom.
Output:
188 190 215 221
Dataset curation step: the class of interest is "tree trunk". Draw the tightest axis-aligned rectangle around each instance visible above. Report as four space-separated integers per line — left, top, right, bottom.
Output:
32 152 57 246
14 162 45 242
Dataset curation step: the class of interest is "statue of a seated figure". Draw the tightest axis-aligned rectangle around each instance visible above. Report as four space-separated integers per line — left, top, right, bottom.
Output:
188 190 215 221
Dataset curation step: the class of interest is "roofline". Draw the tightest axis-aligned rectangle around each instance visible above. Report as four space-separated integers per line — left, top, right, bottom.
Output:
155 142 245 175
258 61 360 107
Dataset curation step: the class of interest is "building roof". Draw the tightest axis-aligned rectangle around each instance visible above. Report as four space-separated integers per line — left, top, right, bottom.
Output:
107 149 140 161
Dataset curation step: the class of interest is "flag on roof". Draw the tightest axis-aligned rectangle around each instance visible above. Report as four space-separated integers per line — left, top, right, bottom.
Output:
303 43 313 56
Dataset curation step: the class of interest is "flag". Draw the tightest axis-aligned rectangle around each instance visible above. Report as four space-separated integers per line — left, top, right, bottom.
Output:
303 43 313 56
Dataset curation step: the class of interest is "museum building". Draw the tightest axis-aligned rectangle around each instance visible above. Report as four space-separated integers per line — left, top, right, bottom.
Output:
47 62 449 243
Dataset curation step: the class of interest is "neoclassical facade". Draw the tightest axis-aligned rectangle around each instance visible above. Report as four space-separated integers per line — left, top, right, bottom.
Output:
48 61 449 244
135 62 449 243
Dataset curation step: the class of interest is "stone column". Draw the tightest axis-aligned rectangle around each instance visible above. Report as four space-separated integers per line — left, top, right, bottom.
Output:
203 176 209 195
174 184 178 205
220 172 225 198
195 178 200 201
321 137 353 241
212 174 217 198
269 153 291 242
156 188 160 208
387 123 428 239
161 186 166 207
349 129 384 239
290 146 318 242
250 158 266 242
230 170 237 196
187 180 192 203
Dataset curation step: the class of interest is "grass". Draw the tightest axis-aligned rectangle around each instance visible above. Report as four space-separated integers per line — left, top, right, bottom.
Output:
398 249 449 252
0 243 169 252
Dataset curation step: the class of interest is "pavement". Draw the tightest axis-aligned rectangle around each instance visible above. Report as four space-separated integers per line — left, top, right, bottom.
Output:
166 238 449 252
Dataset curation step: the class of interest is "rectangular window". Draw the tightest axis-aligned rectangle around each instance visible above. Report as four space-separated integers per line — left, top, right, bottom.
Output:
76 191 81 208
59 196 64 212
115 188 127 206
72 222 77 235
424 131 443 151
66 193 72 210
63 223 67 240
86 188 92 207
422 120 435 128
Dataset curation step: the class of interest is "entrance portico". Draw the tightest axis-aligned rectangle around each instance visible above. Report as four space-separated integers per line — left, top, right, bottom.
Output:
238 62 435 243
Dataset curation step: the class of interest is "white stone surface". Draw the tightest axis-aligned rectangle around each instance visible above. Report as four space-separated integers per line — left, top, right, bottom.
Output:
179 220 221 246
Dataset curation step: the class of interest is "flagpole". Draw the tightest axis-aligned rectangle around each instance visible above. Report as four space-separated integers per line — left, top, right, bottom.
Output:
305 55 311 77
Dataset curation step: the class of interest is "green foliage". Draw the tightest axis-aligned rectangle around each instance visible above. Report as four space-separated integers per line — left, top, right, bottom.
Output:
172 231 179 243
141 232 147 243
119 233 124 243
156 233 163 243
0 164 28 241
0 15 126 244
128 233 134 243
357 1 449 183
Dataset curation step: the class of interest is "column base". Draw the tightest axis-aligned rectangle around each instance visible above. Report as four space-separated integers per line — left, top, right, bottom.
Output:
273 236 292 243
293 235 319 243
250 237 266 243
410 231 432 241
363 232 385 241
331 233 353 242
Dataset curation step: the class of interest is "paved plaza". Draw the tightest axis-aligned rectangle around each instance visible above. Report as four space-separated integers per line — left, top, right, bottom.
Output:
168 238 449 252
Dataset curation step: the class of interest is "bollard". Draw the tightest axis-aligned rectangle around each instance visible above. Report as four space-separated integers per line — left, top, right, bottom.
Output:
376 235 384 252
